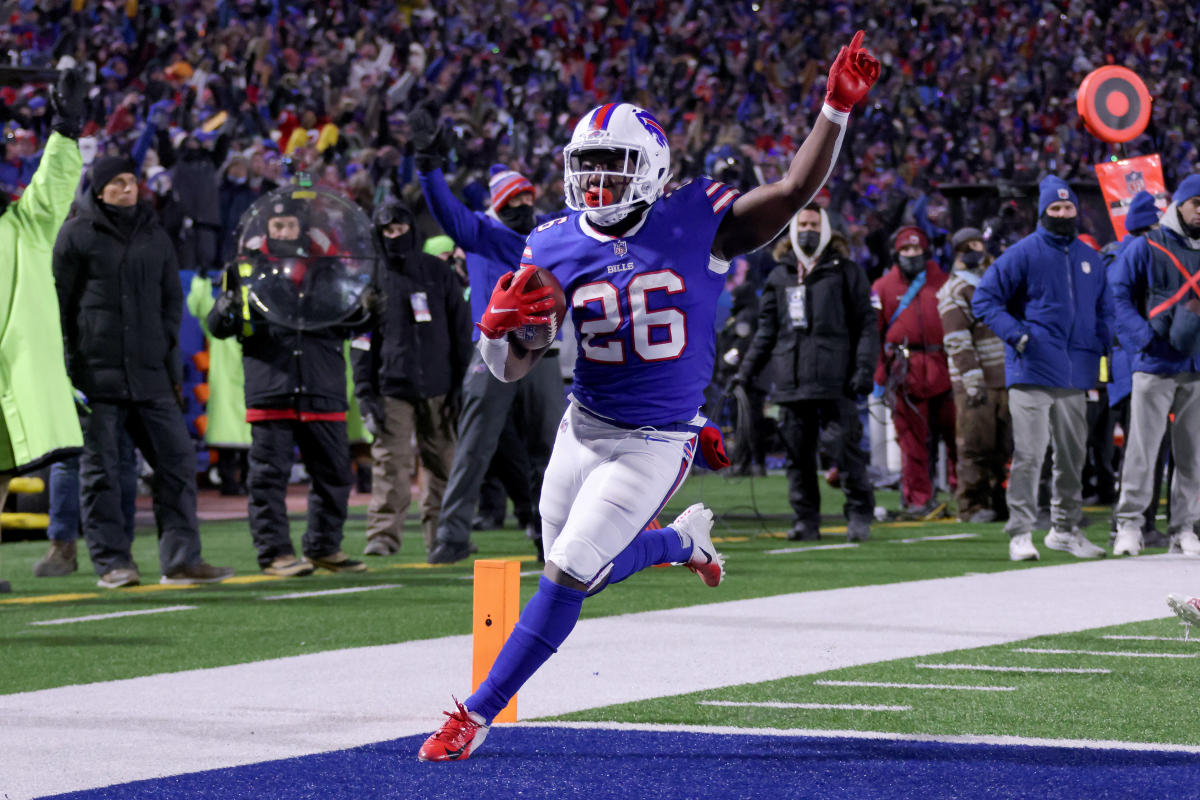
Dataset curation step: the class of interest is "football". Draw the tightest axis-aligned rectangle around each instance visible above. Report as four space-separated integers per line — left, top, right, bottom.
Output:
509 267 568 351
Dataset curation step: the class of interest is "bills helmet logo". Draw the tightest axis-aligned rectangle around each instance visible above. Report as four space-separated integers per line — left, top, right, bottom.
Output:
1057 188 1070 200
634 110 668 148
906 234 920 245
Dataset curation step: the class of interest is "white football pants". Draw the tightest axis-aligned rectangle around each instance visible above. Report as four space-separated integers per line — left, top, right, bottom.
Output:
540 401 698 584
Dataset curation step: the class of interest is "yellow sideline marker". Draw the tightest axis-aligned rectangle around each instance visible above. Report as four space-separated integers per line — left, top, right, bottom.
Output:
472 559 520 723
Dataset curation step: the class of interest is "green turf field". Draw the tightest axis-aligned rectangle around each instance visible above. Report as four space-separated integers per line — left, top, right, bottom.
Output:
547 615 1200 744
3 472 1191 750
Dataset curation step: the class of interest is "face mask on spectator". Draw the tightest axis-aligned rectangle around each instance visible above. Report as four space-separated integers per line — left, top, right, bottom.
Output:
498 203 535 235
899 254 925 277
795 230 821 256
959 250 986 268
382 232 416 260
1040 213 1076 238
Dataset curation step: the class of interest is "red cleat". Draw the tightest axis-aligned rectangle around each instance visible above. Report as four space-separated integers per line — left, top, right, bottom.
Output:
417 697 490 762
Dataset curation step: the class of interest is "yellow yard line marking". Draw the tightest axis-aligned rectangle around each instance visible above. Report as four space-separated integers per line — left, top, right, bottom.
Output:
0 592 99 605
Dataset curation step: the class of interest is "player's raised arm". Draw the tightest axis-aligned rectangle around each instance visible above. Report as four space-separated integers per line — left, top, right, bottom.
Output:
714 30 879 260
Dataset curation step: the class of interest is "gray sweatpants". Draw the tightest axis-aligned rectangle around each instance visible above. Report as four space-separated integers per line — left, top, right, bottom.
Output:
435 349 563 546
1115 371 1200 535
1004 386 1087 537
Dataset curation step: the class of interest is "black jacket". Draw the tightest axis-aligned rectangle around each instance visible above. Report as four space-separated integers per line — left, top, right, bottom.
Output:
738 238 878 402
351 250 472 402
53 193 182 402
207 261 363 413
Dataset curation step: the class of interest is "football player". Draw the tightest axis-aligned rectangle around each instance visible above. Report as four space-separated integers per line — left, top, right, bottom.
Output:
418 31 879 762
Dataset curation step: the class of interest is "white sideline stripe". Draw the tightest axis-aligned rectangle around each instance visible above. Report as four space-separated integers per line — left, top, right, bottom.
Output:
28 606 197 626
894 533 980 544
261 584 403 601
916 663 1111 674
1014 647 1199 659
1103 635 1199 643
531 721 1200 755
814 679 1016 692
765 543 859 554
701 700 910 712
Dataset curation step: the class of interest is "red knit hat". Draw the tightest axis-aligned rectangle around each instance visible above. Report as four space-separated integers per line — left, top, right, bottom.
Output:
893 225 929 252
489 164 534 210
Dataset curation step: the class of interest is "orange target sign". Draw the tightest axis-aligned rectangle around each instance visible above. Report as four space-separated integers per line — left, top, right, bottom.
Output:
1077 66 1152 143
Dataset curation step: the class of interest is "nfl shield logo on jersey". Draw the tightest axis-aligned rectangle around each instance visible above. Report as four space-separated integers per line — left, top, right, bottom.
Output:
614 240 628 256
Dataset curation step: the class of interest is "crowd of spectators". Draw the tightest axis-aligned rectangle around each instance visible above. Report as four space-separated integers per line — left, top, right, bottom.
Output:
4 0 1200 278
4 1 1200 576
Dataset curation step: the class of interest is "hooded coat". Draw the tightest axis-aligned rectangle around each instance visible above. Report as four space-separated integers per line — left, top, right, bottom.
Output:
871 258 951 398
972 177 1110 390
0 132 83 474
1108 198 1200 373
738 209 877 401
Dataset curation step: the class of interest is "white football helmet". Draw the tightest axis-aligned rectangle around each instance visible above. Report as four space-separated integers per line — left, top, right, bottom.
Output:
564 103 672 226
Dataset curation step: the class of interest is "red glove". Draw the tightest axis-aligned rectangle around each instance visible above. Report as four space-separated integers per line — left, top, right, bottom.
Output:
476 268 555 339
825 30 880 113
696 422 731 471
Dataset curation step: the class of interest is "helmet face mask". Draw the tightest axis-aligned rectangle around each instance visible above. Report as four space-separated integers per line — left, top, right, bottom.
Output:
564 104 671 226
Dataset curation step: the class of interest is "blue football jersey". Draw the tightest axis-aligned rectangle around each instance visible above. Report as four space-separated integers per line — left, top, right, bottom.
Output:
521 178 740 426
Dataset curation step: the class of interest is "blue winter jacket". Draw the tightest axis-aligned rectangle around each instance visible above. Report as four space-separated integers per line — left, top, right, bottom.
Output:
418 168 524 341
1107 219 1200 375
972 226 1110 389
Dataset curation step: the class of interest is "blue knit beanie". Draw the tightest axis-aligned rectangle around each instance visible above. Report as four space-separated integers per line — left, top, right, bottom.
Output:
1172 174 1200 206
1124 191 1160 232
1037 175 1079 217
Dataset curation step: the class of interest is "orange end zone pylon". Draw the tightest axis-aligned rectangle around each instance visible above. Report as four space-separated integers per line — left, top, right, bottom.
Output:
472 559 521 722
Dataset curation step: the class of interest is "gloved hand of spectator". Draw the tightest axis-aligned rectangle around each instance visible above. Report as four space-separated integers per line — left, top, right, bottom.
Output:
213 290 241 327
360 286 385 319
849 369 873 397
51 67 88 139
409 101 450 172
359 394 385 438
965 383 987 408
476 269 554 339
825 30 880 113
725 373 747 395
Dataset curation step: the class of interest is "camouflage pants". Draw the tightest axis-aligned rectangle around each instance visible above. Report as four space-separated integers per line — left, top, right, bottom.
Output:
953 386 1012 518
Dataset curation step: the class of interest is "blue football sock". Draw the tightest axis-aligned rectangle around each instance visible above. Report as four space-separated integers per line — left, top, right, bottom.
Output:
601 526 693 590
466 576 587 723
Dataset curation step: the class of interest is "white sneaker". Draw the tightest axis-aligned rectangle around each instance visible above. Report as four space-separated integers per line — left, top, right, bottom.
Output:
1167 594 1200 626
1009 532 1040 561
1171 530 1200 556
671 503 725 587
1044 528 1107 559
1113 528 1143 557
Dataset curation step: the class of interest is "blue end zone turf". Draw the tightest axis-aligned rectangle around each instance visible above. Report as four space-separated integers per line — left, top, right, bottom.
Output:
42 727 1200 799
